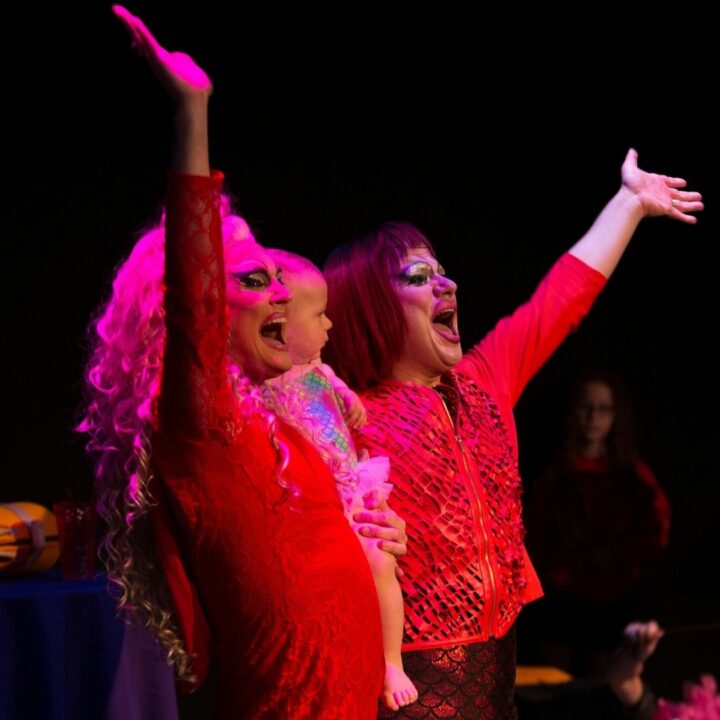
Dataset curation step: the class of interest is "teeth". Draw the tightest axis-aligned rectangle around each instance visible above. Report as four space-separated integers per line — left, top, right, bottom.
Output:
261 317 287 342
433 309 456 330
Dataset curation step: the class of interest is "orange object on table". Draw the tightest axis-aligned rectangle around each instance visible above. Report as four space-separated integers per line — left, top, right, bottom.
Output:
516 665 574 686
0 502 59 575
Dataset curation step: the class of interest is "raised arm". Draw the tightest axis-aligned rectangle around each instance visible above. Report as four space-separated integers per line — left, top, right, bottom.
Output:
568 149 703 277
465 151 703 407
112 5 211 175
114 6 231 438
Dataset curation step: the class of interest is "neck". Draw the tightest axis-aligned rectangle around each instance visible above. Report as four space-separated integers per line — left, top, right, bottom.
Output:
390 361 443 388
580 439 606 459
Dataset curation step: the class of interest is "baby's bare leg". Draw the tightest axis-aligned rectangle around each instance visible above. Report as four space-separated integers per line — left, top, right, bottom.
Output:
353 524 418 711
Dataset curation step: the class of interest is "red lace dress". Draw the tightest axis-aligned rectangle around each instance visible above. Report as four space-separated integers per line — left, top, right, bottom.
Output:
150 172 384 719
356 254 607 718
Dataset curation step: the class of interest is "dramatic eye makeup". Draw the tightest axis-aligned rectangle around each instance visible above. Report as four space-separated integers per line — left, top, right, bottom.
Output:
398 261 446 285
231 268 271 290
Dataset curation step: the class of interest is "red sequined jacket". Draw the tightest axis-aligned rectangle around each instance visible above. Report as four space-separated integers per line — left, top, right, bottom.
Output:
355 253 606 651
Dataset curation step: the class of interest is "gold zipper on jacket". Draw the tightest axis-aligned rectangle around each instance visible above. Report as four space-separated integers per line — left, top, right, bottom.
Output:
436 389 498 638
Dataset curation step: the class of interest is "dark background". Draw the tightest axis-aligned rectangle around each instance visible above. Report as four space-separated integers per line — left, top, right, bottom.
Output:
3 2 718 705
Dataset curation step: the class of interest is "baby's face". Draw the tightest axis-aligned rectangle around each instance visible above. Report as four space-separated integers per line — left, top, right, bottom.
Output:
285 275 333 364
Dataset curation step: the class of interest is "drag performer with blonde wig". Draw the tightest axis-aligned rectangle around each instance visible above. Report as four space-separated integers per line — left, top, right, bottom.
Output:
80 7 407 718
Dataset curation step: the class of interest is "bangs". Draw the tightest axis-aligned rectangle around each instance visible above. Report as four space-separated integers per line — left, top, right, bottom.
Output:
377 222 436 272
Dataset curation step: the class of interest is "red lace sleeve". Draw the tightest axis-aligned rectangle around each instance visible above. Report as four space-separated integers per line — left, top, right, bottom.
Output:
152 171 231 688
157 171 237 440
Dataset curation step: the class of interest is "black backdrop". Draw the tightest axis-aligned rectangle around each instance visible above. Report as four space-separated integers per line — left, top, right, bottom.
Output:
3 2 718 697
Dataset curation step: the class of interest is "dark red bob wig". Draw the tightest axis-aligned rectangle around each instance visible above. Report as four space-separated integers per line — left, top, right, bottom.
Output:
323 221 435 391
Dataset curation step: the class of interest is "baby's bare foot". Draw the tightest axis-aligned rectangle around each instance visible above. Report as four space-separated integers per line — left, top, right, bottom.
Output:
381 663 418 711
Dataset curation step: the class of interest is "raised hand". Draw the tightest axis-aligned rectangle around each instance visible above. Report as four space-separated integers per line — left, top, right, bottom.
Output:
112 5 211 174
606 619 665 706
112 5 212 104
621 148 703 224
621 619 665 665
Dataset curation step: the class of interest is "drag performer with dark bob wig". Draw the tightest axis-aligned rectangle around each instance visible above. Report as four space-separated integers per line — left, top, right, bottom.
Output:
323 156 702 717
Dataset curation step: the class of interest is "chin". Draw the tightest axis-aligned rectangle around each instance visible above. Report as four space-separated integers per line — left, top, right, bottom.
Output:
245 356 292 384
438 348 463 369
273 356 293 375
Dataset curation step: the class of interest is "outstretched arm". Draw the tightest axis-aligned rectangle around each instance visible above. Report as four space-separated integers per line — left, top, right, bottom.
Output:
110 7 223 685
464 150 703 407
112 5 211 175
569 149 703 277
113 6 230 438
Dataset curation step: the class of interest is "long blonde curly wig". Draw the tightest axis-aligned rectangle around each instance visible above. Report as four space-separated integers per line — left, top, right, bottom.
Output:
79 202 292 682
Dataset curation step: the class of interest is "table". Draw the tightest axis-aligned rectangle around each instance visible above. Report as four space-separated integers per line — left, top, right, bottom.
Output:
0 568 178 720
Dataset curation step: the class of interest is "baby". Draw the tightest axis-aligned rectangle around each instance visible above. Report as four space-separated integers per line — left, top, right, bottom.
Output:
265 249 417 712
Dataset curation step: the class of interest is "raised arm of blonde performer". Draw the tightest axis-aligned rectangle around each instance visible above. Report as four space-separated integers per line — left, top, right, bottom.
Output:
112 4 211 177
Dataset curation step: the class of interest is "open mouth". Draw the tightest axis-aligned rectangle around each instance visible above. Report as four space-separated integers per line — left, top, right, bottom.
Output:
432 308 460 342
260 316 287 348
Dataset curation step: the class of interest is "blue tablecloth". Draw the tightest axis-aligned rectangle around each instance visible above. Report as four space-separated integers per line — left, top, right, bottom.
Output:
0 568 178 720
